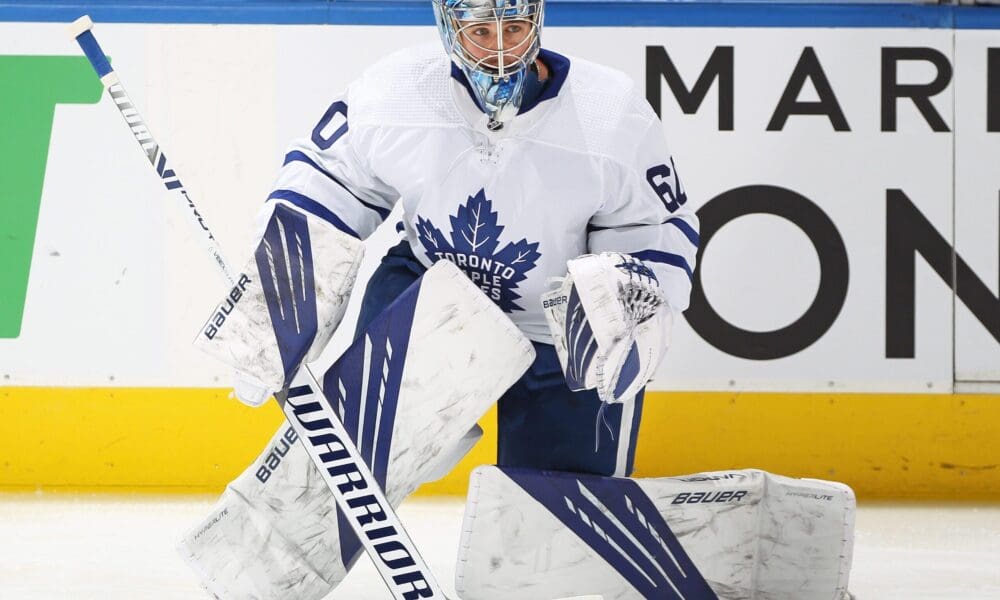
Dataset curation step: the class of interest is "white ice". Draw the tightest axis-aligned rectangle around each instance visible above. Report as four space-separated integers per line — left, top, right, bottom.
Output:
1 494 998 599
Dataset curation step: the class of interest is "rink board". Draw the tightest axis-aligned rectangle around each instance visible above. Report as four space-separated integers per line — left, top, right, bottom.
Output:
2 386 998 500
0 3 999 498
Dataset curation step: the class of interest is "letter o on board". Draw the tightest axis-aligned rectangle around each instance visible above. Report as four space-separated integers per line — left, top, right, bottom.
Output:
685 185 849 360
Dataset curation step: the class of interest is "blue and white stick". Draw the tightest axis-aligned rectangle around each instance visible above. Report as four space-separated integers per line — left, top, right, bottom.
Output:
68 15 449 600
68 15 235 284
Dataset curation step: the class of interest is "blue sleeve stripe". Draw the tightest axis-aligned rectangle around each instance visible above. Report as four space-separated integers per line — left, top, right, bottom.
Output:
666 218 700 247
630 250 693 280
283 151 391 220
587 217 700 248
267 189 359 238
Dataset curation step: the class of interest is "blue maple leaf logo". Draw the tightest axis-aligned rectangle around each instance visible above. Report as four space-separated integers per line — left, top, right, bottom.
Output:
416 188 541 313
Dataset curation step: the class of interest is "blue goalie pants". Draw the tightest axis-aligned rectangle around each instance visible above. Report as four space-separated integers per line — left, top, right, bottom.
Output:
356 241 644 477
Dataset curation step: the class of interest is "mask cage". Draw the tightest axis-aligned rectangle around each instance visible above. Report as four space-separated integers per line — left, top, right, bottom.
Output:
434 0 544 82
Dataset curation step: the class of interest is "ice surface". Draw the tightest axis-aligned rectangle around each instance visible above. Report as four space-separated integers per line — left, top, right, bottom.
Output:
0 494 997 599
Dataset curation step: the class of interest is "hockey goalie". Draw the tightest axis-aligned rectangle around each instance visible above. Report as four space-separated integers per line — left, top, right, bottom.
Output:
178 0 855 597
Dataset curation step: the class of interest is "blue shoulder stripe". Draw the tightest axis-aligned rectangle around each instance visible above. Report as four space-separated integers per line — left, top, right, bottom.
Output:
283 151 392 220
267 189 359 238
666 217 700 247
630 249 693 280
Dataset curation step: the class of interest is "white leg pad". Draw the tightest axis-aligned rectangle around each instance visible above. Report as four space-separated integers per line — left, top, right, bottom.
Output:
179 261 536 599
456 467 855 600
422 424 484 484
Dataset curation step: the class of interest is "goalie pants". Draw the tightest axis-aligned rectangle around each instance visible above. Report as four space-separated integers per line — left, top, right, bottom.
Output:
356 241 643 477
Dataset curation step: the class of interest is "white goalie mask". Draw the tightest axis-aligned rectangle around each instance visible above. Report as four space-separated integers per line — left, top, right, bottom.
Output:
432 0 545 129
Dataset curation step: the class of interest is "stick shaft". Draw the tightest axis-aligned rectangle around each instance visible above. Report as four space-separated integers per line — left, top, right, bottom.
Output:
70 16 448 598
72 19 235 285
281 372 448 598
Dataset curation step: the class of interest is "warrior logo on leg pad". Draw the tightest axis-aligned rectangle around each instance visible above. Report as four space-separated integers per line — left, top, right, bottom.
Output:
283 382 435 599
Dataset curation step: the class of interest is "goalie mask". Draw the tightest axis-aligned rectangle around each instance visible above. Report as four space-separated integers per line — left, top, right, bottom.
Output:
433 0 544 129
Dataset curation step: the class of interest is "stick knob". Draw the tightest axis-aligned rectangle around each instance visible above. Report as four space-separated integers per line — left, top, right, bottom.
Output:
67 15 95 39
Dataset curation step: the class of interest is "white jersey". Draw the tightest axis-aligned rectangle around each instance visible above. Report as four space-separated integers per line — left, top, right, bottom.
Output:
263 43 698 344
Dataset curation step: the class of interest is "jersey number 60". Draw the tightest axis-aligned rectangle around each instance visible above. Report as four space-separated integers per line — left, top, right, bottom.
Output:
646 157 687 213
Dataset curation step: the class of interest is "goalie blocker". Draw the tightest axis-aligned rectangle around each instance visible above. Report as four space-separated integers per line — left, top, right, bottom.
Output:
195 200 364 405
457 467 855 600
179 261 535 599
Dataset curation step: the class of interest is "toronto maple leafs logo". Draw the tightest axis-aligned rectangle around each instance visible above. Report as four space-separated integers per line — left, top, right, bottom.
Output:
616 258 658 283
416 189 541 313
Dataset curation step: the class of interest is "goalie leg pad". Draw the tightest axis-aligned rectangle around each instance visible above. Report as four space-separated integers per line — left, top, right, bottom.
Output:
179 424 340 600
456 466 855 600
179 261 536 599
194 201 364 397
422 423 484 484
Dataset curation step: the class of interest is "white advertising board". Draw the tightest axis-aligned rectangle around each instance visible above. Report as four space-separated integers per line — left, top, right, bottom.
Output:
0 21 996 392
954 29 1000 387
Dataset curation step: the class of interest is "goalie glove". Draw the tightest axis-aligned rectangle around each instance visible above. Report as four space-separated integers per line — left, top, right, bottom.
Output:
194 201 364 406
542 252 673 404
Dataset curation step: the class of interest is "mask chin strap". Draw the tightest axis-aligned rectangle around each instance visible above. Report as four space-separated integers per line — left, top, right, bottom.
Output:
465 66 528 130
487 61 548 130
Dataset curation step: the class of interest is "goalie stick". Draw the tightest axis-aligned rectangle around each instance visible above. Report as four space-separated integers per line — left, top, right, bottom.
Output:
68 16 448 600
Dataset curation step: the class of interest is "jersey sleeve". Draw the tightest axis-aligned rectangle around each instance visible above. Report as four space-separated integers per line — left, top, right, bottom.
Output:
253 88 399 242
587 117 699 312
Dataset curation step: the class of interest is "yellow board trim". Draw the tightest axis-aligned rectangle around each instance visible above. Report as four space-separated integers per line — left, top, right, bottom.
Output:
1 387 998 499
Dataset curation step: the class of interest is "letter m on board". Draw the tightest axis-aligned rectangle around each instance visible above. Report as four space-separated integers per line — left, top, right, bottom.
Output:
646 45 734 130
